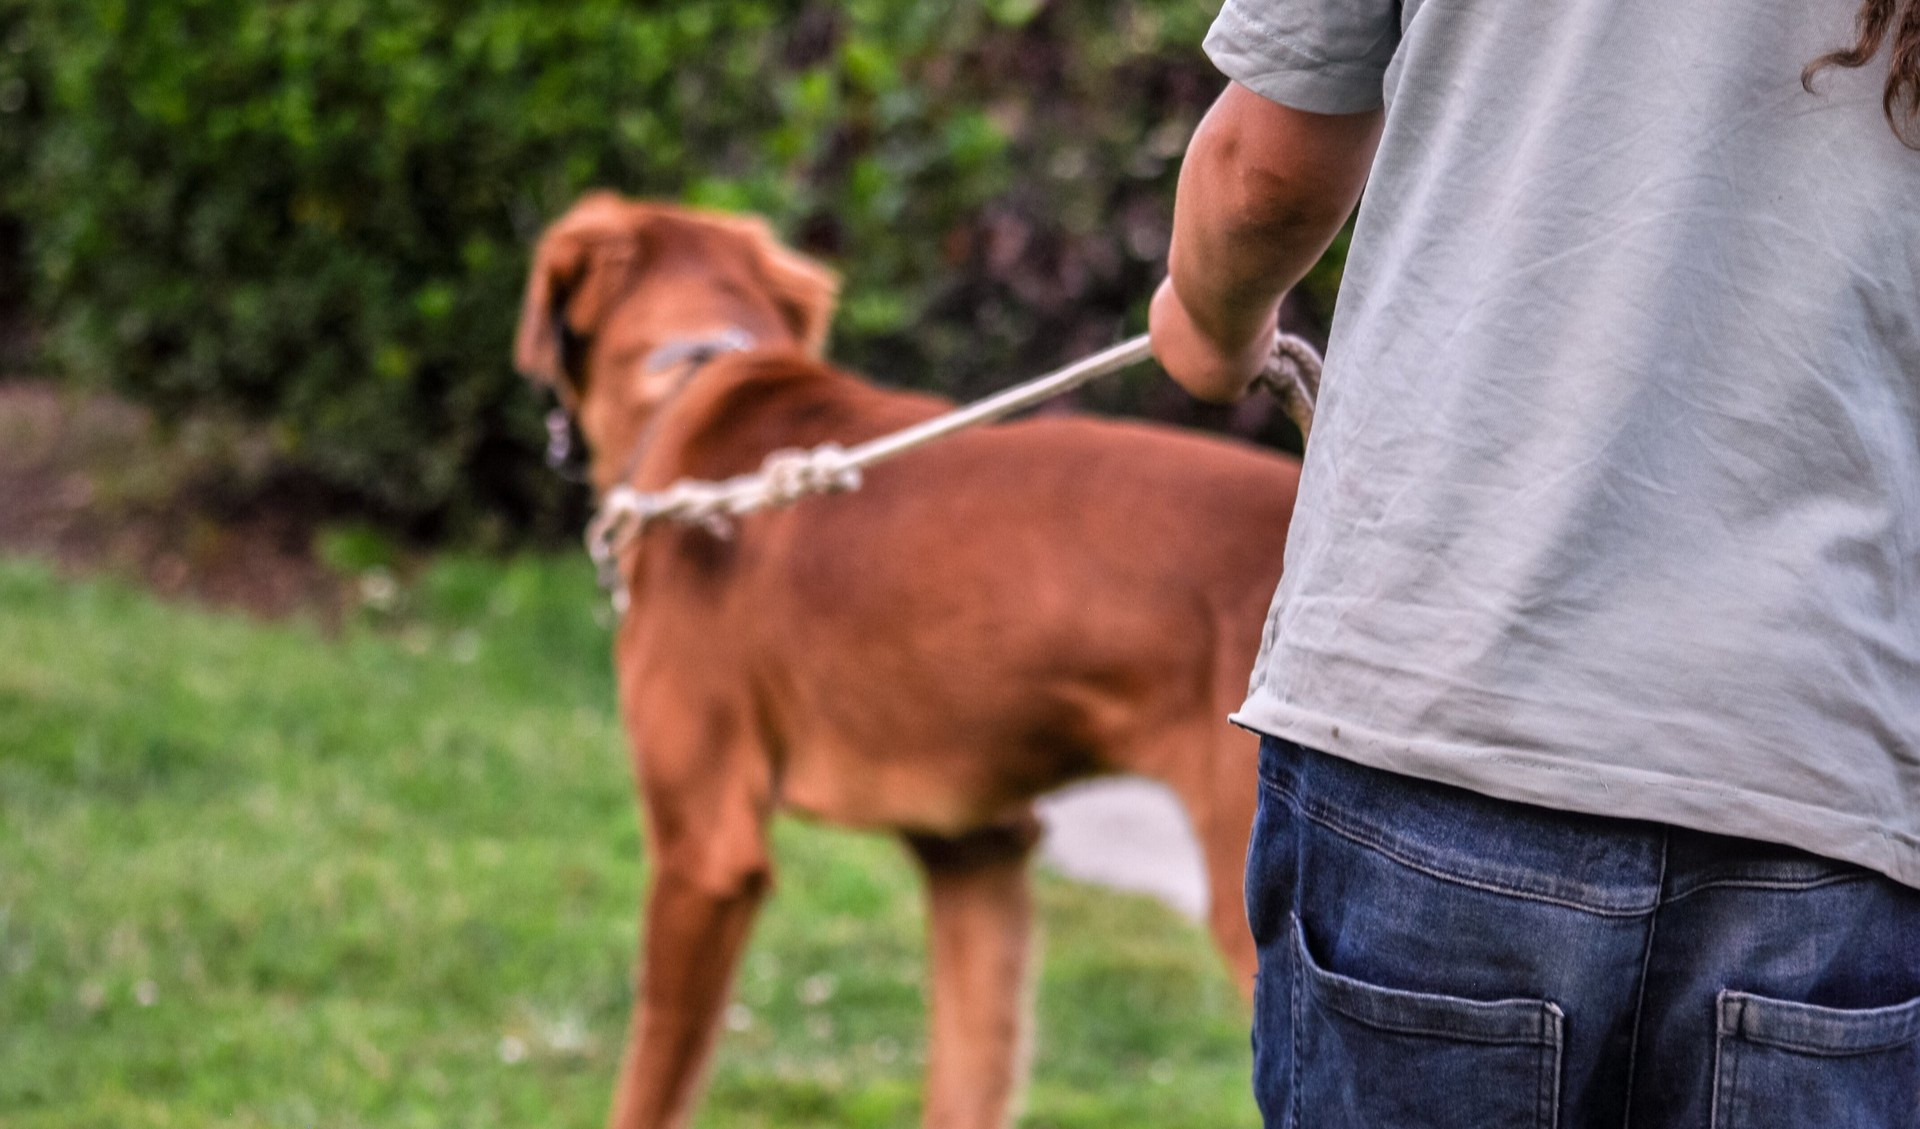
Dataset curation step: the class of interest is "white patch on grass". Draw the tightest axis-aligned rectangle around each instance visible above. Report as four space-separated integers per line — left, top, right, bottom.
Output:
1036 776 1209 920
798 973 836 1005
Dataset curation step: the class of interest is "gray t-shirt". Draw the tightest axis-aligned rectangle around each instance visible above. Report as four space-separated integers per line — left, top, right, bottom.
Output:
1209 0 1920 887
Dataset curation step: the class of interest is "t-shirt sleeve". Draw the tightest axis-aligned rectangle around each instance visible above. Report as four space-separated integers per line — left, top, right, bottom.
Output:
1204 0 1403 114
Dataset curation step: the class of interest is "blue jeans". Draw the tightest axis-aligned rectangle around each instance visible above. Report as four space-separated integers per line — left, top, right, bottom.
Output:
1246 736 1920 1128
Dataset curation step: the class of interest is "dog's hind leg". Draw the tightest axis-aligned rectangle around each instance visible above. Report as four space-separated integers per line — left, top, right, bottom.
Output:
904 816 1043 1129
607 776 772 1129
1196 726 1261 999
1151 719 1263 1001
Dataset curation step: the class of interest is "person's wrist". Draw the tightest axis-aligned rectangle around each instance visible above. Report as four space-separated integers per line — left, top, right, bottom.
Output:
1149 278 1276 402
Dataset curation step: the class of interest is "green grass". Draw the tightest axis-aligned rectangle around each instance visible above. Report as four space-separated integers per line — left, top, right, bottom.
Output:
0 555 1256 1128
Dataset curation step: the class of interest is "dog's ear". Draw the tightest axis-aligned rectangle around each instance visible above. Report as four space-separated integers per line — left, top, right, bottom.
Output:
733 219 840 356
513 192 647 396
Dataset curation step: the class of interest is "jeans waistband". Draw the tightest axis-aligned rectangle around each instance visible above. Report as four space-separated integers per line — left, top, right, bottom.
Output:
1257 736 1869 917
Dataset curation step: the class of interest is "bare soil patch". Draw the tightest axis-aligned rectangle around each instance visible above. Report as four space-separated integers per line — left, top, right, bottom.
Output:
0 379 345 619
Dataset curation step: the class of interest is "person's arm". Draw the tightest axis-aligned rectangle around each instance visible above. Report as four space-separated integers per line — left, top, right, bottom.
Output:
1150 82 1383 402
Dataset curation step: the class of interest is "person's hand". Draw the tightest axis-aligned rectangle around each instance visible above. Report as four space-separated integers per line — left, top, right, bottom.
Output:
1149 276 1277 403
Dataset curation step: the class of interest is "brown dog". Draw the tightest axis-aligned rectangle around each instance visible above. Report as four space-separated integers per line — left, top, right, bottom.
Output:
515 192 1299 1129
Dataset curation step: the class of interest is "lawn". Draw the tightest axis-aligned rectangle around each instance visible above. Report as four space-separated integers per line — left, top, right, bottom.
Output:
0 554 1256 1128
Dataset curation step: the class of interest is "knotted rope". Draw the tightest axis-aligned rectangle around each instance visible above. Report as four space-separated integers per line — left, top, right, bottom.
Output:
586 331 1322 608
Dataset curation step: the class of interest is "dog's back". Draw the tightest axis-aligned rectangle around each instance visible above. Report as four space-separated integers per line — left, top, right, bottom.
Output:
625 351 1296 835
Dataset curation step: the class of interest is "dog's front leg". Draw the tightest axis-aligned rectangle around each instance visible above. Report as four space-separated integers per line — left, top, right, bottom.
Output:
607 791 771 1129
905 817 1042 1129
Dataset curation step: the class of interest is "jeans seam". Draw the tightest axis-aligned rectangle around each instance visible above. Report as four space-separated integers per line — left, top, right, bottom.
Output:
1619 829 1668 1129
1708 1027 1721 1129
1288 912 1302 1129
1663 872 1867 903
1710 997 1737 1129
1722 994 1920 1055
1312 1004 1562 1045
1538 1004 1562 1127
1538 1036 1549 1128
1260 774 1655 918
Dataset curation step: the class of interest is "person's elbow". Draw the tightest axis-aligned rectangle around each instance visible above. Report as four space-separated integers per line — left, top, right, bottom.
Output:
1193 86 1380 246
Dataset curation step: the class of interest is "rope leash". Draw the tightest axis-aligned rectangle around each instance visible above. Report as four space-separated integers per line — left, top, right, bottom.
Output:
586 331 1323 609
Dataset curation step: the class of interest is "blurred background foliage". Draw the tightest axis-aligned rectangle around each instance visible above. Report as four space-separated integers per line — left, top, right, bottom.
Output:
0 0 1340 541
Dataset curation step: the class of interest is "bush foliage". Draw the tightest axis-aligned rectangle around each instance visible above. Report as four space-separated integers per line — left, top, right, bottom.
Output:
2 0 1337 536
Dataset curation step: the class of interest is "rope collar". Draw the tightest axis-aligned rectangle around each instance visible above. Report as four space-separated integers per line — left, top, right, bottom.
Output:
539 327 757 605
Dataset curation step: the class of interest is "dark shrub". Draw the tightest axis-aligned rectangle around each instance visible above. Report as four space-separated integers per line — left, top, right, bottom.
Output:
5 0 1337 537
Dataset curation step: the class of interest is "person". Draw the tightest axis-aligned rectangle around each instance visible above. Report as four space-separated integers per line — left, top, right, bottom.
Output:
1148 0 1920 1124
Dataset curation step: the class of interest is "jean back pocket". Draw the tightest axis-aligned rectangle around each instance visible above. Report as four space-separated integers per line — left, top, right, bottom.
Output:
1290 916 1563 1128
1713 989 1920 1128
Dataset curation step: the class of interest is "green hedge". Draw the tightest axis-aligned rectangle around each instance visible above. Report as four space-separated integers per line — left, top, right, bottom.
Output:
0 3 33 366
3 0 1337 537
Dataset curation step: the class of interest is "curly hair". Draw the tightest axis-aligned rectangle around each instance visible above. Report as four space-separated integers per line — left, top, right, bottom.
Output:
1805 0 1920 147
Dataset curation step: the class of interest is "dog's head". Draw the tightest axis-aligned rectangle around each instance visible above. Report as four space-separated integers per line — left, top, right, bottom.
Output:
514 193 839 482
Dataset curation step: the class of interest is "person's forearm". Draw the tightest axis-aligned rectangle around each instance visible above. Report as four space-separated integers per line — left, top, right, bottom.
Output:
1153 83 1381 401
1169 105 1356 360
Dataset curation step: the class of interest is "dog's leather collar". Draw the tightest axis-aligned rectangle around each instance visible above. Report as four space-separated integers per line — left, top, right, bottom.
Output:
600 326 759 500
641 326 756 375
545 327 759 491
549 326 756 495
